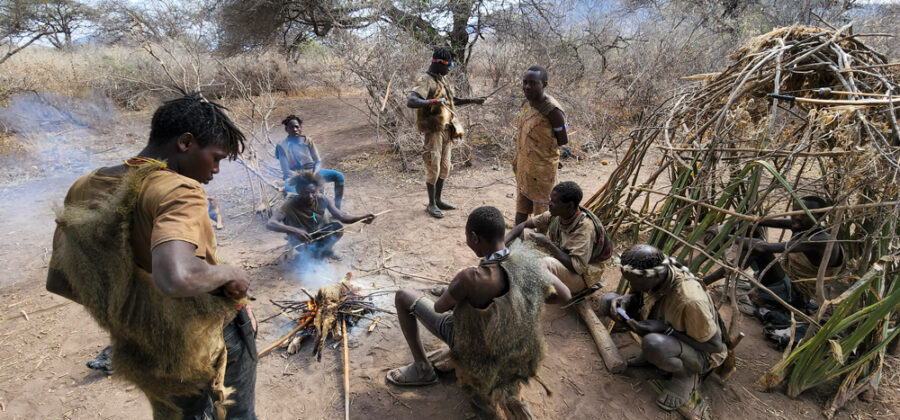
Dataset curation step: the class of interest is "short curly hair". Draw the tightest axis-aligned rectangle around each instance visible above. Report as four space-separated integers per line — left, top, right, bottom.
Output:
282 114 302 126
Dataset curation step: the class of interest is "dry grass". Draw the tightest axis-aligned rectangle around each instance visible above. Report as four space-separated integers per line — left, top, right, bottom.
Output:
0 44 337 110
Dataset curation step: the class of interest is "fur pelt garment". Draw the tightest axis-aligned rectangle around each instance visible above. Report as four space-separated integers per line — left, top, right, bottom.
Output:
49 163 237 407
450 241 552 403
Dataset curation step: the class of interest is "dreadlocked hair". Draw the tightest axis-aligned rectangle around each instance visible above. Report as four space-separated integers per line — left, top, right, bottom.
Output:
614 244 695 278
288 170 322 192
282 114 302 126
149 93 246 160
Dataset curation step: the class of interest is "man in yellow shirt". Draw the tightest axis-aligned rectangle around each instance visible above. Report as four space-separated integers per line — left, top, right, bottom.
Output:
597 244 726 413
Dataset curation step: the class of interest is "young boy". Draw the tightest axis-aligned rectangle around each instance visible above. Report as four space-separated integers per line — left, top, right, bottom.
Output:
387 206 570 418
506 181 611 294
47 94 258 418
266 171 374 259
276 114 346 207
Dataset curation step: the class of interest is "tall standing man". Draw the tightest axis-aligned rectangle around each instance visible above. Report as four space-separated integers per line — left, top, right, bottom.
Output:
513 65 568 225
407 46 485 219
47 94 258 419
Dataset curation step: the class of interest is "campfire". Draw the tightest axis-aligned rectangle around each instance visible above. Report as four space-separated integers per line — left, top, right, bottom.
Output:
258 272 390 359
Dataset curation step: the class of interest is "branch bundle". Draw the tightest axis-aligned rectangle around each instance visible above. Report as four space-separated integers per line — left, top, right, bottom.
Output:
585 25 899 416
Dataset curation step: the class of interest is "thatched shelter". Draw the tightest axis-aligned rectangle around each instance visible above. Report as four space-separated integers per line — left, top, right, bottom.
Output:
586 25 898 417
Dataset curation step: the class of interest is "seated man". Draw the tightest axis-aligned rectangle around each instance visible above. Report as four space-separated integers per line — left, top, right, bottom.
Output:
597 244 727 413
387 206 570 418
266 171 374 259
701 195 843 307
505 181 611 293
276 114 346 208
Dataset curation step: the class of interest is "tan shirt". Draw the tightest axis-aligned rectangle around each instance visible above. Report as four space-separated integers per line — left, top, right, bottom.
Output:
412 72 454 133
639 267 727 367
533 211 595 276
64 168 218 272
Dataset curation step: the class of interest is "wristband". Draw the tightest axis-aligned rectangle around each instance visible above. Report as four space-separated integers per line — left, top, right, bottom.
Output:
664 327 674 336
552 124 567 132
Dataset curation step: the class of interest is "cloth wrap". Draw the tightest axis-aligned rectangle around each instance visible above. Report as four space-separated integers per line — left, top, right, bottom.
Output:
47 163 238 417
514 95 564 213
450 241 554 403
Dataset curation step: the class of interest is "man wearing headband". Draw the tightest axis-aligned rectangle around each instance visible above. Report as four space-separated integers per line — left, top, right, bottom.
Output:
407 46 486 218
597 244 726 414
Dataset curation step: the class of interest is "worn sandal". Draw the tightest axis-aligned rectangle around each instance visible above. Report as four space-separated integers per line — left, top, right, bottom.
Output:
386 362 439 387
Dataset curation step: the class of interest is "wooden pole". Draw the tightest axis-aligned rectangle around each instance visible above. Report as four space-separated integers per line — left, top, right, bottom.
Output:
342 318 350 420
575 300 626 374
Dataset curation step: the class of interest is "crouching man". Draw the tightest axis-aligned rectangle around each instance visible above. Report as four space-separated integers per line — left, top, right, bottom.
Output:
387 206 570 418
505 181 611 294
598 244 726 413
266 171 374 260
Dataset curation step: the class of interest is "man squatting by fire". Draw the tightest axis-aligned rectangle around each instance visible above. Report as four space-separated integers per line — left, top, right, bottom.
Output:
266 170 375 260
407 46 485 219
597 244 727 413
47 94 259 419
387 206 571 418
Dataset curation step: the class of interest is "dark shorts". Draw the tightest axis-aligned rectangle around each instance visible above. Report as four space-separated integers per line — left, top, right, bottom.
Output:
410 296 454 348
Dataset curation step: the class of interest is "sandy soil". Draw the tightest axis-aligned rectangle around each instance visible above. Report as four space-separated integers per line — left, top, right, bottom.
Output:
0 95 897 419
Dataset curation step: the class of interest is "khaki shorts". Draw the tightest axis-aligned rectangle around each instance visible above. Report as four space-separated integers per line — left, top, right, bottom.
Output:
422 129 452 184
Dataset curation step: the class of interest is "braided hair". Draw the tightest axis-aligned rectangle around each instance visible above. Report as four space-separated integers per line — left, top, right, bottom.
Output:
149 93 246 160
614 244 696 279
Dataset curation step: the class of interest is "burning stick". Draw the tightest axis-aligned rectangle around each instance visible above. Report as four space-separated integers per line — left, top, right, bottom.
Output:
259 318 313 357
341 317 350 420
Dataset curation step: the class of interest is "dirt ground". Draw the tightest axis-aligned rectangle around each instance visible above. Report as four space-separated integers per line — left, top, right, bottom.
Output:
0 95 898 419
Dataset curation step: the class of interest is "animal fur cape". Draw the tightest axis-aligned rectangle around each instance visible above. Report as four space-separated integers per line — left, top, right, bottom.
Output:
450 241 552 402
48 164 237 405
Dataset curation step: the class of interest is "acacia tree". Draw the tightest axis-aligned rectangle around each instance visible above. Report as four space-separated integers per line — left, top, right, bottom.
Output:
0 0 51 65
39 0 95 49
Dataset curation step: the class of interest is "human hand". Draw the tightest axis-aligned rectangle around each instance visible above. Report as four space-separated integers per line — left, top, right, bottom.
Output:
626 319 668 336
361 214 376 224
429 98 447 106
294 230 313 244
610 295 633 322
528 232 552 247
223 269 250 299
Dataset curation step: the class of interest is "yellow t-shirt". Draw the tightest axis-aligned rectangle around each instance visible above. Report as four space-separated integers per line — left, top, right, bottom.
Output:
639 267 728 367
64 167 218 272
